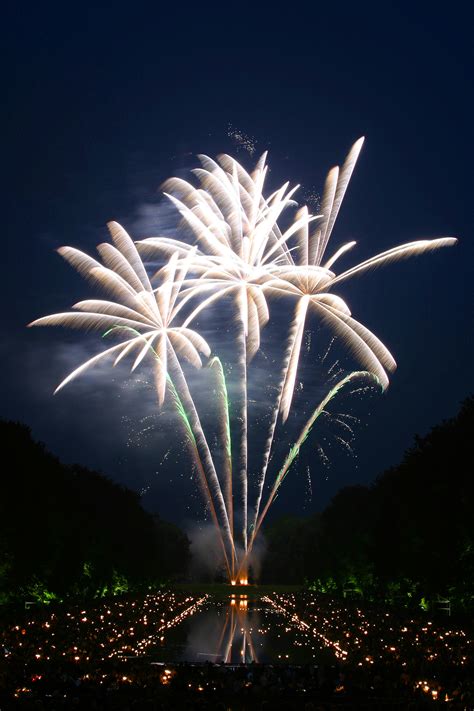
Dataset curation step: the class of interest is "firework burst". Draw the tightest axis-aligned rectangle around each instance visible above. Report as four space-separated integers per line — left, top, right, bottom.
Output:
29 140 457 582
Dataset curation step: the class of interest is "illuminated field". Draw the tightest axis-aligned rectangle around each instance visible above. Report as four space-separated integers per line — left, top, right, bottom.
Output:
2 591 471 705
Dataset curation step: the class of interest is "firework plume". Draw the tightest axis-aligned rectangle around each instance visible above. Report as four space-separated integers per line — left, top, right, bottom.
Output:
30 140 457 582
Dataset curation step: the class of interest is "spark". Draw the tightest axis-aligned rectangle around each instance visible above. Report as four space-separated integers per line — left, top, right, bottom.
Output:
331 417 355 436
227 123 257 155
316 444 330 468
334 434 355 456
306 465 313 499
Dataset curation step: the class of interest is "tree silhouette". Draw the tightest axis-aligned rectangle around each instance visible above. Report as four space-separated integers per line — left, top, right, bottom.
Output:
261 397 474 611
0 420 190 602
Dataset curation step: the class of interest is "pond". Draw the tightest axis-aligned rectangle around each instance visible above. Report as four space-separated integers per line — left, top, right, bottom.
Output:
151 594 319 665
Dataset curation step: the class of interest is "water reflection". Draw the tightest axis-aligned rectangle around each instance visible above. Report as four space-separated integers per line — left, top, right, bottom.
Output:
220 597 259 663
184 596 263 663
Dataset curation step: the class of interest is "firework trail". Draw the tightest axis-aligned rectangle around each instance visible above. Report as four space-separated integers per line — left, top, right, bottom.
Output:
306 465 313 499
209 356 234 575
110 326 237 576
317 444 330 469
236 290 249 555
327 358 339 374
334 434 355 456
321 337 336 364
250 295 309 542
331 417 355 436
108 327 236 574
166 363 233 577
237 371 381 577
138 150 303 554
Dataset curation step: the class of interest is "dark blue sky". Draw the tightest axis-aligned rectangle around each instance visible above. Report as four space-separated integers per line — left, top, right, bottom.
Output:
2 3 473 526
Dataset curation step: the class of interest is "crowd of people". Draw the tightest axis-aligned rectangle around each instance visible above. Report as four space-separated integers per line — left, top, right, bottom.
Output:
0 590 472 709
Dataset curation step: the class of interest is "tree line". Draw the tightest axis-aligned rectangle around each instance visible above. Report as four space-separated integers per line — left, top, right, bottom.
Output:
0 420 190 604
261 397 474 613
2 397 472 611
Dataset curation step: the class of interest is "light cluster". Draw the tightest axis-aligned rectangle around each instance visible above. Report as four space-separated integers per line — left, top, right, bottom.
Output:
263 592 471 699
2 592 207 667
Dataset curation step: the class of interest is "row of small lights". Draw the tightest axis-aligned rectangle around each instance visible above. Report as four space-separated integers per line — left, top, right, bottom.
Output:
4 592 208 671
263 592 471 702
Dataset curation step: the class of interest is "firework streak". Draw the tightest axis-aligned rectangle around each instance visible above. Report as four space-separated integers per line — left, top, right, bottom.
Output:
238 372 381 578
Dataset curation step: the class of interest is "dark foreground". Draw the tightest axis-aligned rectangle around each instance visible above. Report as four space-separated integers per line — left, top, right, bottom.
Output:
1 590 472 709
0 659 465 710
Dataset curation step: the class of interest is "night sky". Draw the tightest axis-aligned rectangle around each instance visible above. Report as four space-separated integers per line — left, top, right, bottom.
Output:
3 4 473 527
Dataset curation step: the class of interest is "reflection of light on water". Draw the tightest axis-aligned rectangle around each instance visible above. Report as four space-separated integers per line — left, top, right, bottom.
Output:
183 597 261 664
